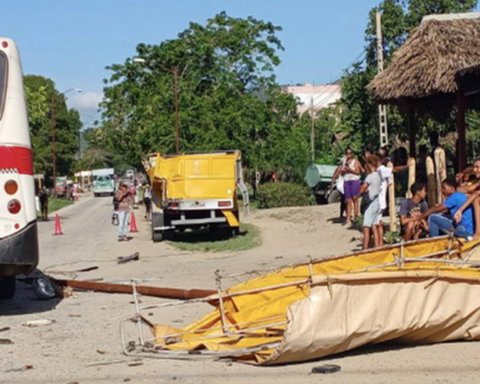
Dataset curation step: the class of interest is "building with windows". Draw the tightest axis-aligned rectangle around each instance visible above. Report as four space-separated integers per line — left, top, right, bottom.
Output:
283 82 342 114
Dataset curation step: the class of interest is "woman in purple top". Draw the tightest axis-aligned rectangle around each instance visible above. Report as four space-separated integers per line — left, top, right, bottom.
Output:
341 147 362 225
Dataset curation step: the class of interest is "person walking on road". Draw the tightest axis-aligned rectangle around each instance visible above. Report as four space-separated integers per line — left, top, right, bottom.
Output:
116 183 133 241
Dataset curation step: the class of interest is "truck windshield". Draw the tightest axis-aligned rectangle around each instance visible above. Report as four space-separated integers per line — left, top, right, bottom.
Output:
0 52 7 120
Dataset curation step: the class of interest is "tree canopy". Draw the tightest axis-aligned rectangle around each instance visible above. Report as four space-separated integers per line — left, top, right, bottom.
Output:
96 12 311 182
24 75 82 181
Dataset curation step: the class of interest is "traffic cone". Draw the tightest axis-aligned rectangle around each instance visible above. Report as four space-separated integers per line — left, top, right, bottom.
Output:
130 211 138 233
53 213 64 235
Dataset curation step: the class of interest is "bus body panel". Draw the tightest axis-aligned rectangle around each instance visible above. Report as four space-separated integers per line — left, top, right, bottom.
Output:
0 37 38 277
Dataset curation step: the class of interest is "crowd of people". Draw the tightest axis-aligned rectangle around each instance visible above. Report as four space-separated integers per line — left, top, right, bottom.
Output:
330 147 480 250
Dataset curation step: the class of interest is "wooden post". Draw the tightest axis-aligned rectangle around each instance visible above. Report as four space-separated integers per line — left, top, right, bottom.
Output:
426 156 436 207
435 147 446 204
406 157 416 199
407 102 416 158
388 161 396 232
457 90 467 172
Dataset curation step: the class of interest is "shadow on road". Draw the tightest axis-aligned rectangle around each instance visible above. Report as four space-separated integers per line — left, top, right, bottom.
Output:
169 227 243 244
0 280 62 317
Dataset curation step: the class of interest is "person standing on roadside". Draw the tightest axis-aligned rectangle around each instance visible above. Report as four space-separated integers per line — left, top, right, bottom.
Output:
360 155 382 249
144 184 152 220
116 183 133 241
341 147 362 225
38 187 49 221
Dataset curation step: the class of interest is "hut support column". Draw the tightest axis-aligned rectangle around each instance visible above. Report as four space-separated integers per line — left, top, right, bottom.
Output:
457 90 467 172
407 103 416 158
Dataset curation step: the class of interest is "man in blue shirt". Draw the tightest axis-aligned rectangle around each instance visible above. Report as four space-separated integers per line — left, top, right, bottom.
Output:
416 177 474 238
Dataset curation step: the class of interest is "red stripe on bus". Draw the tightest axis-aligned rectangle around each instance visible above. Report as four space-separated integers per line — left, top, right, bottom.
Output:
0 146 34 175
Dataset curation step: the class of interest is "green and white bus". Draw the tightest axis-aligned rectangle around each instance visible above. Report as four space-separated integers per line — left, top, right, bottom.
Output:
92 168 115 197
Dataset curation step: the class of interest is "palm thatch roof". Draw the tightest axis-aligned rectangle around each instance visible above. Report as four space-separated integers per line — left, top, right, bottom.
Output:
368 14 480 104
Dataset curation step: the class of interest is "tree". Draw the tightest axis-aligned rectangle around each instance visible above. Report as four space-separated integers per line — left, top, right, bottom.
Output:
24 75 82 181
99 12 310 182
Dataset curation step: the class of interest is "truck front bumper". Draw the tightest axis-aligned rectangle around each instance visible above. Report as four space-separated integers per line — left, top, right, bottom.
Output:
0 221 39 276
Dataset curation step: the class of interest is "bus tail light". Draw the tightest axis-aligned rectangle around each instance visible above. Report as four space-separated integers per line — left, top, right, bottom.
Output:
168 202 179 208
5 180 18 195
8 200 21 214
1 41 8 48
218 201 231 207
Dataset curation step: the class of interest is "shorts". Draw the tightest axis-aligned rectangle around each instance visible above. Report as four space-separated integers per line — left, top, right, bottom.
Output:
344 180 360 200
363 198 380 228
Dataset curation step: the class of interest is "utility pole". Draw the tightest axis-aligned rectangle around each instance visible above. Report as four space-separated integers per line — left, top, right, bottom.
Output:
51 94 57 196
310 96 315 163
376 12 389 147
173 66 180 154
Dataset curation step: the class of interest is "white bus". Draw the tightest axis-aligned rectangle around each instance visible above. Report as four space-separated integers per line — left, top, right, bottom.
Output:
0 37 38 298
92 168 115 196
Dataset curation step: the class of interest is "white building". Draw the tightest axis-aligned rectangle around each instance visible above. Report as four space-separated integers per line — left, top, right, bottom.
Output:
283 82 342 115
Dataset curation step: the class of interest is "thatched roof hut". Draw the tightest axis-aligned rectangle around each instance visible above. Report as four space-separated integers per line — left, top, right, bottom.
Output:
369 14 480 104
368 13 480 170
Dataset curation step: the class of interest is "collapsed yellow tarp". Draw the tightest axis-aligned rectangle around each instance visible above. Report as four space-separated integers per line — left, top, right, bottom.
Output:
152 237 480 364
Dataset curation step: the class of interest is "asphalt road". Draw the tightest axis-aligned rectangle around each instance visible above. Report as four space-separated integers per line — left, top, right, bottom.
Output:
2 194 480 383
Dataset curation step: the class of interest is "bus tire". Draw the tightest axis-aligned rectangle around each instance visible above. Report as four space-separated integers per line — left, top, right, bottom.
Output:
0 277 16 299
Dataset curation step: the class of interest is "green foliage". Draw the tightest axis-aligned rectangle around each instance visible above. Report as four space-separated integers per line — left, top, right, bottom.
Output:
256 182 312 209
37 198 74 218
385 230 401 244
98 12 310 183
168 223 260 252
24 75 82 182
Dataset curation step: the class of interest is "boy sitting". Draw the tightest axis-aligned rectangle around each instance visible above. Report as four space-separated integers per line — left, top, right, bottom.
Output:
416 177 474 239
399 182 429 240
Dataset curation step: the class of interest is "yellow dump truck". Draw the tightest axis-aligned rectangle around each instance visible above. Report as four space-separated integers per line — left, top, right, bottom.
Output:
143 151 250 242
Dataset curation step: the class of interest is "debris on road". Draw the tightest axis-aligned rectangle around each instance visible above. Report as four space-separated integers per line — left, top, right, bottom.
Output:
85 358 142 368
311 364 341 374
22 319 55 327
0 339 13 345
117 252 140 264
52 279 215 300
5 365 34 373
0 327 10 333
32 275 56 300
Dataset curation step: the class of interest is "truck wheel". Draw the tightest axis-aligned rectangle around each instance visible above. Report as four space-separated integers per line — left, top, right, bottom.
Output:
315 194 327 205
231 227 240 237
152 231 164 242
0 277 16 299
94 193 98 198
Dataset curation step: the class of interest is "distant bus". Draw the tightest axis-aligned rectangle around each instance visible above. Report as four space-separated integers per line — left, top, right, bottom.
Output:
92 168 115 197
0 37 39 298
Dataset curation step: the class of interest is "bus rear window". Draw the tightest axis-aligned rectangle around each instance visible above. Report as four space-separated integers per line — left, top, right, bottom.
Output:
0 52 6 120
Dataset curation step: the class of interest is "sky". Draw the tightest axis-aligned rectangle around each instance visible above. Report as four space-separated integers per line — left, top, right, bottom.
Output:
2 0 388 125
